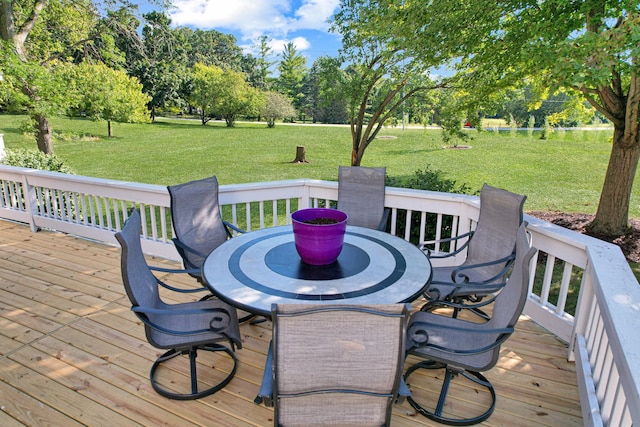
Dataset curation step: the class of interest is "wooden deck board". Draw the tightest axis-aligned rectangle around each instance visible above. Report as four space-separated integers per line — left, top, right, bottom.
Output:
0 221 583 426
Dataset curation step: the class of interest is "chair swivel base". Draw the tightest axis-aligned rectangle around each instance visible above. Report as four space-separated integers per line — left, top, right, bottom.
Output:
404 360 496 426
150 344 237 400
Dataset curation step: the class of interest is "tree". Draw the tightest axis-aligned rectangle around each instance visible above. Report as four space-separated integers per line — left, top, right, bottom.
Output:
351 0 639 237
189 63 224 125
259 91 296 128
70 62 150 137
331 4 442 166
276 41 306 116
211 68 264 127
250 35 275 90
302 56 349 124
0 0 148 153
1 0 96 153
182 28 243 70
135 11 189 121
1 48 78 150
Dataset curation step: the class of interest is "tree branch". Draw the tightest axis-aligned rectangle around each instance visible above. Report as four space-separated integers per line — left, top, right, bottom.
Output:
14 0 48 57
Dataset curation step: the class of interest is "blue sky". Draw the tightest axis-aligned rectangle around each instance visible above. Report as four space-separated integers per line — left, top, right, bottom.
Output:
166 0 343 67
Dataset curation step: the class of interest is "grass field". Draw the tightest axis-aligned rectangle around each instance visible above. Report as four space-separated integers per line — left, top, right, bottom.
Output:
2 114 634 218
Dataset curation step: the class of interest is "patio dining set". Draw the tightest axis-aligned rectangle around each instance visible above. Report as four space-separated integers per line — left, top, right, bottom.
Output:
114 166 535 426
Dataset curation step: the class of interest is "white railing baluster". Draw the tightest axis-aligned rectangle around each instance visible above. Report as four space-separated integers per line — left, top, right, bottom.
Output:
389 208 398 235
259 200 265 229
231 204 238 229
556 262 573 314
434 213 443 252
149 205 158 240
540 254 556 306
404 209 412 241
245 202 251 231
272 200 278 227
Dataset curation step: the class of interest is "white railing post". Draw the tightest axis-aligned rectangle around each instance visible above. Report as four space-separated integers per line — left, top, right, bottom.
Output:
21 172 39 232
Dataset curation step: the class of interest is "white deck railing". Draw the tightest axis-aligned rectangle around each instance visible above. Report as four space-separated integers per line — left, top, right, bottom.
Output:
1 165 638 426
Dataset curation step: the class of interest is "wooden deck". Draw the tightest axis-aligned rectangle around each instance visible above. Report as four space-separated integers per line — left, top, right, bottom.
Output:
0 220 583 426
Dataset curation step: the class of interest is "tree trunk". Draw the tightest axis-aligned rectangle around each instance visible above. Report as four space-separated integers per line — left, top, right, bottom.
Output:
587 125 640 237
107 120 112 137
291 146 308 163
35 114 53 154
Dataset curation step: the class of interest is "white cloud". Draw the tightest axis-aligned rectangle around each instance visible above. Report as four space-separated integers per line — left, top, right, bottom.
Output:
169 0 290 33
291 0 340 31
269 37 311 54
169 0 339 37
169 0 340 63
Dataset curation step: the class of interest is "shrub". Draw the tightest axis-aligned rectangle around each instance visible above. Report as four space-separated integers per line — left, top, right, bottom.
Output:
3 149 73 174
386 165 478 244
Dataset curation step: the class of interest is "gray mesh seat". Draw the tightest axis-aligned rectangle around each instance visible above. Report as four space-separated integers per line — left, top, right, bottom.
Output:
405 222 536 425
421 184 526 319
255 303 410 427
337 166 390 231
158 176 244 284
115 209 242 400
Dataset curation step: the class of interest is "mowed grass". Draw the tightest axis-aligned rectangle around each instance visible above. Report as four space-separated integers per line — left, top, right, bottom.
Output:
1 114 634 218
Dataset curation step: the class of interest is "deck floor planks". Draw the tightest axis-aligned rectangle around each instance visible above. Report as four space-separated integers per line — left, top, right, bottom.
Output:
0 221 582 426
0 379 84 427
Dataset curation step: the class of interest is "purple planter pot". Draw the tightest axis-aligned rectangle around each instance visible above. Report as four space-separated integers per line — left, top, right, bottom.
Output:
291 208 348 265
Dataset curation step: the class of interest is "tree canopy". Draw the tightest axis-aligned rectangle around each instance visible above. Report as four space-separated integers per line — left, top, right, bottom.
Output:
336 0 639 236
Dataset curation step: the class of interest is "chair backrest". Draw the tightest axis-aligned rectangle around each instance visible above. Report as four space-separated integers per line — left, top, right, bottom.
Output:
487 222 537 330
337 166 386 229
115 209 162 313
168 176 228 270
272 303 408 427
463 184 526 274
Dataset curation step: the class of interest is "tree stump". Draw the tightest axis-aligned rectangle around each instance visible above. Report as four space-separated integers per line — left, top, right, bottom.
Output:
291 146 309 163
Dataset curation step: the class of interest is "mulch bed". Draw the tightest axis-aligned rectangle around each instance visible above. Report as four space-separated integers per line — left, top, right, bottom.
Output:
528 211 640 263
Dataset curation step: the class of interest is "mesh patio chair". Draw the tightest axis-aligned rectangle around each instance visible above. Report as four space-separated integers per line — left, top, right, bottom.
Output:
255 303 411 427
420 184 526 319
115 209 242 400
405 222 536 425
337 166 390 231
149 175 245 295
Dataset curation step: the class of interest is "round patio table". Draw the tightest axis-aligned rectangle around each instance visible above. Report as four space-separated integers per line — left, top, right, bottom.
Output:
202 225 432 317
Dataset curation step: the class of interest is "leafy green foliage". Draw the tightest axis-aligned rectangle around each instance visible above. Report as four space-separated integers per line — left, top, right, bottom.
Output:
259 92 297 128
3 148 73 174
276 42 307 113
386 165 476 195
386 165 477 244
69 62 151 135
189 63 224 125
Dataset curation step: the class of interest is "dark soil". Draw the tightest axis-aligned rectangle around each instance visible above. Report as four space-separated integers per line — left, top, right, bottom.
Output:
304 218 339 225
528 211 640 263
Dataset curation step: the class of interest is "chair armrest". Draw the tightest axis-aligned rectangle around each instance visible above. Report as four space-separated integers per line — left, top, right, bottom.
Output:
149 275 207 294
254 342 274 406
449 253 515 284
224 220 246 237
149 265 200 275
420 231 474 258
407 320 514 355
131 305 233 336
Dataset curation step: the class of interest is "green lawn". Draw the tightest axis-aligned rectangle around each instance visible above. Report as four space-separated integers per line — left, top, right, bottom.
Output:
1 114 632 218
